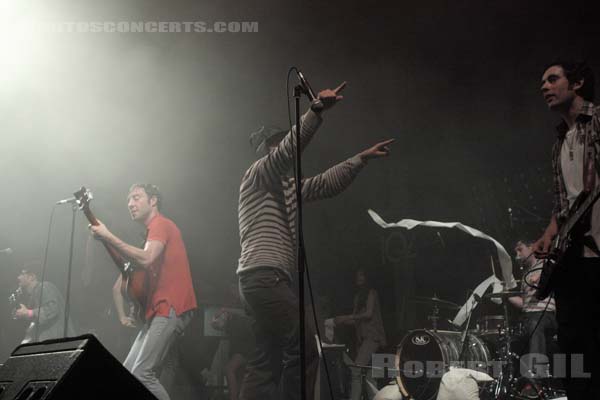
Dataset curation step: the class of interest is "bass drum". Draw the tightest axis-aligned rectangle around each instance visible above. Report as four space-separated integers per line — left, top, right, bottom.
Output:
395 329 491 400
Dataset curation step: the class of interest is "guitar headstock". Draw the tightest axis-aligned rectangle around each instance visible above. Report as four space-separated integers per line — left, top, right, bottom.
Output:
73 187 93 211
73 187 99 225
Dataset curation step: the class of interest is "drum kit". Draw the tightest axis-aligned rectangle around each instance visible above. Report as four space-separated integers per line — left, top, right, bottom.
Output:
394 292 566 400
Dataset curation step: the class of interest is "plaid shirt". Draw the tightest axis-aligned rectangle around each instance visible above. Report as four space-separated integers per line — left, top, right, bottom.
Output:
551 101 600 219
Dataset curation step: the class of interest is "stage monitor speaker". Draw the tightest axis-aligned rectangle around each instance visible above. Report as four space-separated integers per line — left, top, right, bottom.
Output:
0 334 156 400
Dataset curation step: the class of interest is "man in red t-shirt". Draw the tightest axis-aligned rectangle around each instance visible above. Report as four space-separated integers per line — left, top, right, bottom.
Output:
90 183 197 400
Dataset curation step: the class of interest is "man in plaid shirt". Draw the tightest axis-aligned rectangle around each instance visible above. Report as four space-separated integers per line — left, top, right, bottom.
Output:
534 60 600 399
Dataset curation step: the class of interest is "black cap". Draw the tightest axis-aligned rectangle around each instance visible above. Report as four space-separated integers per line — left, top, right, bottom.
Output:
249 125 287 156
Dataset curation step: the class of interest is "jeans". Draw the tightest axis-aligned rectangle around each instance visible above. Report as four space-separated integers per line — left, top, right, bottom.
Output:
238 267 318 400
519 311 557 377
124 307 192 400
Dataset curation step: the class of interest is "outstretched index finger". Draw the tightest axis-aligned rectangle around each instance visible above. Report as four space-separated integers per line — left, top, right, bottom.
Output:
333 81 347 94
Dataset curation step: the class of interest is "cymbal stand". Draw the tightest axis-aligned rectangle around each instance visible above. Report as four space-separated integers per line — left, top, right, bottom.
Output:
359 365 369 400
427 305 440 332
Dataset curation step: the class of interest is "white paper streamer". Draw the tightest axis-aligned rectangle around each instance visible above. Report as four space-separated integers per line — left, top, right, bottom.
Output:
367 209 516 325
452 275 503 326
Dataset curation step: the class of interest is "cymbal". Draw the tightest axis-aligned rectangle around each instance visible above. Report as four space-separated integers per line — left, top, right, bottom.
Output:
409 296 460 310
483 291 526 299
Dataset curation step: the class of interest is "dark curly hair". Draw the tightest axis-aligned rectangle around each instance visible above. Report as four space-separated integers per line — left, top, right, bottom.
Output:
544 59 595 102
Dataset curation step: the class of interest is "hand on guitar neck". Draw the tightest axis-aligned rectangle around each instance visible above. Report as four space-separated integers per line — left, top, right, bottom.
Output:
89 219 114 242
533 215 559 259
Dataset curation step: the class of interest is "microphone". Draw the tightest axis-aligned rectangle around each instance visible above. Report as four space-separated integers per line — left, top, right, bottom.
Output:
0 248 13 255
56 197 77 205
296 70 317 102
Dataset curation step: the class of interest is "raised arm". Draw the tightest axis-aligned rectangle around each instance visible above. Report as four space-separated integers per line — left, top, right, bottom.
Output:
302 138 394 202
301 156 365 202
244 83 347 189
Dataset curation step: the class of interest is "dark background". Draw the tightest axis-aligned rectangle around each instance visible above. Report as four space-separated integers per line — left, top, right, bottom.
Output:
0 0 598 361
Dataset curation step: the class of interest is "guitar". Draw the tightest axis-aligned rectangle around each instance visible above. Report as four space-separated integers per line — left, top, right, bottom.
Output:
21 322 36 344
74 187 149 322
9 287 36 343
536 184 600 299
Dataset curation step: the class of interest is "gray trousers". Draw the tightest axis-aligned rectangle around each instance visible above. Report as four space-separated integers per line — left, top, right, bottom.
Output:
524 311 557 368
351 339 380 400
124 308 191 400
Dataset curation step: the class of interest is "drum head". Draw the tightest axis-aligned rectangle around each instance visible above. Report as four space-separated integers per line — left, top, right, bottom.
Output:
395 329 491 400
396 330 445 400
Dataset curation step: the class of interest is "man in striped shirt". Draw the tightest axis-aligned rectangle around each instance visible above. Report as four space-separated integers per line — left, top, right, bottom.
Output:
237 82 394 400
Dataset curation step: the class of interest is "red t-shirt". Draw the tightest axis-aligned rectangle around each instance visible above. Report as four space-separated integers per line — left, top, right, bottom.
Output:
145 213 197 319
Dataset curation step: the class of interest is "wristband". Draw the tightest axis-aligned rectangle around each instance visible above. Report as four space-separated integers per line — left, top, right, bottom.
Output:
310 99 324 113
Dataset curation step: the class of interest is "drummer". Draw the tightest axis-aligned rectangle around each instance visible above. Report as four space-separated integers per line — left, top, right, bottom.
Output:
508 240 557 378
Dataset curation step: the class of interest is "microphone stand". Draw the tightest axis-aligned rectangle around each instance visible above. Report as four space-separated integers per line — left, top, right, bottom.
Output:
63 203 77 337
293 84 307 400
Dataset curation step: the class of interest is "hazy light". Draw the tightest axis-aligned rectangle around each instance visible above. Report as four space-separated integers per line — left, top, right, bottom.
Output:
0 0 53 85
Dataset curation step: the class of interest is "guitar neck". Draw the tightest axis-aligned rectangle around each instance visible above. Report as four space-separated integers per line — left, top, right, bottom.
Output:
100 241 127 273
84 207 127 272
562 185 600 235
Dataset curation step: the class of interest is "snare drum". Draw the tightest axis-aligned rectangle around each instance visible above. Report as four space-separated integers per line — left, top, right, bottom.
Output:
476 315 506 337
395 329 491 400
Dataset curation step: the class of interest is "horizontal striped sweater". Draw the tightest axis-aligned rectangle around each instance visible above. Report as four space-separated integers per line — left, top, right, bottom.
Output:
522 261 556 312
237 109 365 277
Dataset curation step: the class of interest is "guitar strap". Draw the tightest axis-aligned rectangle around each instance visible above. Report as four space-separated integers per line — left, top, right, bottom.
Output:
581 122 600 256
583 124 596 192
